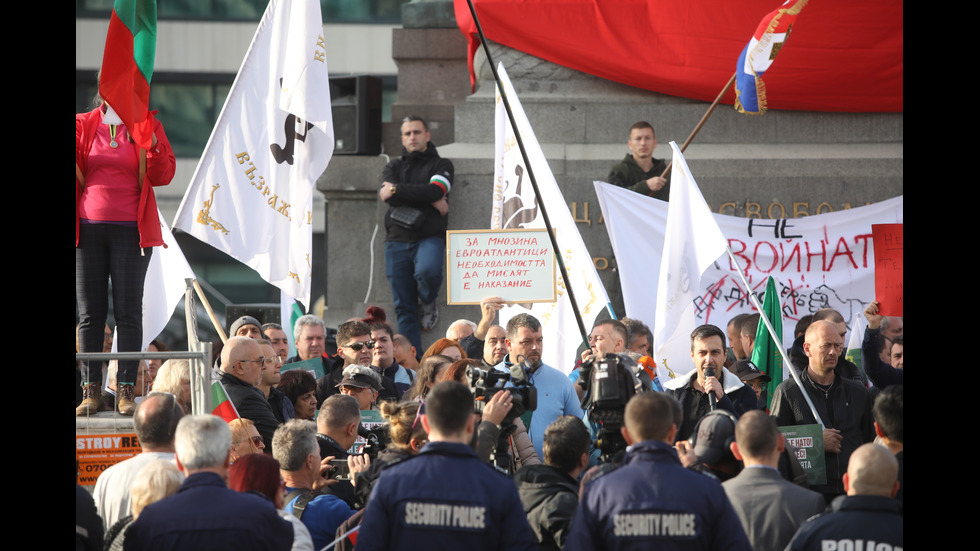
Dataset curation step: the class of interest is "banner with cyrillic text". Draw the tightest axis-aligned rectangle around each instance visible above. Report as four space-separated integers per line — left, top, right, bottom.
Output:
594 182 903 382
778 424 827 486
447 229 556 304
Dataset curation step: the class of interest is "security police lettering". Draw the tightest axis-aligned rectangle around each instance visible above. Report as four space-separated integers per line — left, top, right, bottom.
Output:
404 502 486 530
820 540 902 551
613 512 697 538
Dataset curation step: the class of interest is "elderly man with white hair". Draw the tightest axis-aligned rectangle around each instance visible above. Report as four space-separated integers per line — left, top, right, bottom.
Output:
123 415 293 550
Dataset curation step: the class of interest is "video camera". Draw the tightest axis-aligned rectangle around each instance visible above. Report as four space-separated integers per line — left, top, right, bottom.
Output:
466 363 537 424
326 423 389 481
464 359 538 474
579 353 652 463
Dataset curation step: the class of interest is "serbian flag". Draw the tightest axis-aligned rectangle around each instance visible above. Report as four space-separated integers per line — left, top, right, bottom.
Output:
99 0 157 148
210 380 240 422
734 0 808 114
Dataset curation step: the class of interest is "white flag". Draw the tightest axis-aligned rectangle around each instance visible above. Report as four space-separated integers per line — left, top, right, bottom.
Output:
651 142 729 382
594 167 903 383
173 0 333 310
491 63 610 374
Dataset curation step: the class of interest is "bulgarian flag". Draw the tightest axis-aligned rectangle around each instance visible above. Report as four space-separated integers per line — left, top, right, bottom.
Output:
99 0 157 149
210 380 240 422
734 0 809 114
750 276 783 409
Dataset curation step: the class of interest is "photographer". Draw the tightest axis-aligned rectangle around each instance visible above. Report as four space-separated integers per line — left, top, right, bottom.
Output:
274 420 357 551
577 319 652 463
446 359 539 470
315 395 361 508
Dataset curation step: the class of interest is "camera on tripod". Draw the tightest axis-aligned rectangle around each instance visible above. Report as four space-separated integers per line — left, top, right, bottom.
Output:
579 353 652 463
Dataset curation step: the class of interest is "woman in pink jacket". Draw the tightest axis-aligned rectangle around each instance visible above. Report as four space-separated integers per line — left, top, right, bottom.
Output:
75 99 175 416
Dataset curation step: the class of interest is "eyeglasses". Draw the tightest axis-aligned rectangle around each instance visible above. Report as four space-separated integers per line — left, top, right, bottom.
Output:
240 357 266 365
411 399 426 431
345 340 376 352
235 435 264 447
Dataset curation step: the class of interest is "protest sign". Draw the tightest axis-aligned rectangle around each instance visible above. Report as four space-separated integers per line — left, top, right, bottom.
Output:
779 424 827 486
447 229 556 304
872 224 903 316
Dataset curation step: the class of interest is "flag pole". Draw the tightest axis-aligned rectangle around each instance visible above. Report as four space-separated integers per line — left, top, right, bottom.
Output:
724 246 823 426
653 73 736 190
192 279 229 343
464 0 590 346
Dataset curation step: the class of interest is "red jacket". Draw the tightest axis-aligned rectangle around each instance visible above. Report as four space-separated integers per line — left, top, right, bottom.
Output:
75 108 175 248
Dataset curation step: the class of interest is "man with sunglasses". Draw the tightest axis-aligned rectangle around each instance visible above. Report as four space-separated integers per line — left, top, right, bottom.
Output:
220 336 283 453
314 321 398 407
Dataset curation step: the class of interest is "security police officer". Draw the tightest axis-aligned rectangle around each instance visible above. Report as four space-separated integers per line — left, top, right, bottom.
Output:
356 381 537 551
565 392 751 551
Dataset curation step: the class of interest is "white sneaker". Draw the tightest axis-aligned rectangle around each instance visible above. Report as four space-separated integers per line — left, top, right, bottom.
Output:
420 301 439 331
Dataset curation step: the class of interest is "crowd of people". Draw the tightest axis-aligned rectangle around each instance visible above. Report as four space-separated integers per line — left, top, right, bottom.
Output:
77 292 903 550
78 114 902 550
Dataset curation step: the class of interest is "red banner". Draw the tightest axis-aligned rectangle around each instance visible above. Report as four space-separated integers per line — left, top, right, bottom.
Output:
872 224 903 316
456 0 903 113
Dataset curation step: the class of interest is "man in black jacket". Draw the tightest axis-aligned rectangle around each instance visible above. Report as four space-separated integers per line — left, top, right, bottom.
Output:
786 443 902 551
219 336 282 453
771 321 874 502
380 116 454 356
515 416 590 550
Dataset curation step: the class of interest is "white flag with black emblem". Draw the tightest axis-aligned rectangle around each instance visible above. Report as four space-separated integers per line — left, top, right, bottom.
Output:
174 0 333 309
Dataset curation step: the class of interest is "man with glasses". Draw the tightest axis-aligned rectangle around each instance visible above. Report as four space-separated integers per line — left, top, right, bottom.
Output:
336 365 383 411
314 320 397 407
257 339 294 423
220 336 283 453
771 321 874 503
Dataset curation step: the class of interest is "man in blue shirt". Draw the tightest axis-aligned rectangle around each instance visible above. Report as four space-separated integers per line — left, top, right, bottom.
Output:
495 313 584 460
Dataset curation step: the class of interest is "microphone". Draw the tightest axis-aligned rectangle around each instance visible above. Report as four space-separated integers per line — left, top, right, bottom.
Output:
704 365 717 410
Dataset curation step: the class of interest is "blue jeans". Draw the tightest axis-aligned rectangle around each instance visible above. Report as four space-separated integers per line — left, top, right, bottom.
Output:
385 237 444 357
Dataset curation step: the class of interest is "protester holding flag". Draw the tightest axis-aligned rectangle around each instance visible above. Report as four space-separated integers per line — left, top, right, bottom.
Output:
76 0 175 417
76 92 175 417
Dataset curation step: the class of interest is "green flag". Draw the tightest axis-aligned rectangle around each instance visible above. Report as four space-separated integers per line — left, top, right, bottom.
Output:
751 276 783 409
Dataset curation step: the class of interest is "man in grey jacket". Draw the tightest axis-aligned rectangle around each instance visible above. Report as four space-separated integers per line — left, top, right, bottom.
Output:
723 411 825 551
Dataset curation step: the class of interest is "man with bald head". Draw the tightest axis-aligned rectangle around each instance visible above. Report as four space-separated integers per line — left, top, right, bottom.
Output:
220 336 282 452
770 321 874 502
93 391 183 530
787 443 902 550
790 308 865 385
